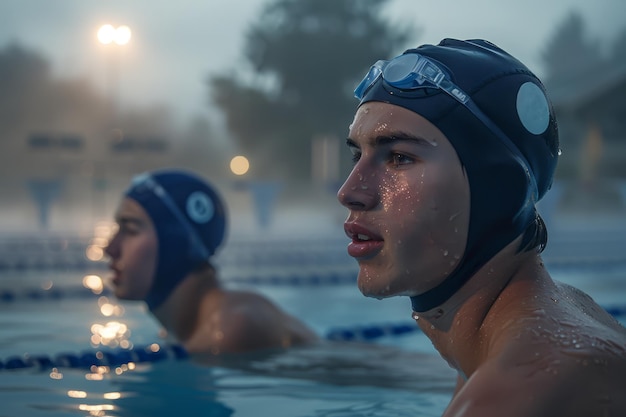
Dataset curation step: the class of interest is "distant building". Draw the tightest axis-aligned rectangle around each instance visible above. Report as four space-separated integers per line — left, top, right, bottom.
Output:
546 61 626 180
545 61 626 212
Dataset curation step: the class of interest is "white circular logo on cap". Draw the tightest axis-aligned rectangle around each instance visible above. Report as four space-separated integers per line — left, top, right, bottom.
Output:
186 191 214 224
516 82 550 135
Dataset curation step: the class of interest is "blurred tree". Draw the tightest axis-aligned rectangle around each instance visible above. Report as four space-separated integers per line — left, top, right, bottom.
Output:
542 12 626 188
0 43 230 232
541 11 604 83
0 43 109 177
610 27 626 65
0 42 227 190
0 43 52 140
174 115 231 179
209 0 417 181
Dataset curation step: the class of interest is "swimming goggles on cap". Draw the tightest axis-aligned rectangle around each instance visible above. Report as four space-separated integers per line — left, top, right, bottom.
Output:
129 173 211 261
354 53 539 203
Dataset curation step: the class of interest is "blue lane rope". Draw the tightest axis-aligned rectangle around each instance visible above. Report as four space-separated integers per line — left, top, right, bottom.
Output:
3 304 625 372
325 322 418 342
0 272 359 303
1 255 626 272
325 303 626 342
0 286 113 303
0 344 188 372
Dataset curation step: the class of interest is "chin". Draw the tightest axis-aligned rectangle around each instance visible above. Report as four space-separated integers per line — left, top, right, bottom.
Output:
358 280 394 299
113 289 127 300
357 275 414 299
113 286 135 301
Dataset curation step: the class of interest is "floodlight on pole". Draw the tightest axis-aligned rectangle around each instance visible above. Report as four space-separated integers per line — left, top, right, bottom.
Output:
97 24 132 45
96 24 131 122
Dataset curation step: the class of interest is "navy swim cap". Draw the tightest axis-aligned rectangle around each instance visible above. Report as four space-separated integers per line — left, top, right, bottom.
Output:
124 169 227 310
356 39 559 312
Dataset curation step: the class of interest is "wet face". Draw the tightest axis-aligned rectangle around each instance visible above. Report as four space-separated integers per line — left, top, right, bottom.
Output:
104 198 158 301
337 102 470 298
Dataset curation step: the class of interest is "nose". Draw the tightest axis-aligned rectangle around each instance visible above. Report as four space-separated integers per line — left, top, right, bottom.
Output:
337 165 378 211
104 232 120 259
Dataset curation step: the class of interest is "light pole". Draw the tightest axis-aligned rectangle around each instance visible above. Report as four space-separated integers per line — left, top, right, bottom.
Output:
95 24 131 223
97 24 131 120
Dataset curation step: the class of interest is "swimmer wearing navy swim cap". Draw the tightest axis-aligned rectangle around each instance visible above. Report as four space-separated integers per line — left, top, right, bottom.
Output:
338 39 626 416
106 169 317 354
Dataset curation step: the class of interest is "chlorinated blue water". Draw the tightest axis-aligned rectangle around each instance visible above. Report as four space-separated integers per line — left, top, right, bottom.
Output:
1 226 625 417
0 270 456 417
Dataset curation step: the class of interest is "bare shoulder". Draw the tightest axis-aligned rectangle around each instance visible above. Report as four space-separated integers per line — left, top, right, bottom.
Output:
444 329 626 417
188 290 316 354
444 349 626 417
556 281 625 330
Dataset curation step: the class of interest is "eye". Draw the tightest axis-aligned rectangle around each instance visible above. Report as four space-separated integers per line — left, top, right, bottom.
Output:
119 222 140 236
349 146 361 164
390 152 414 167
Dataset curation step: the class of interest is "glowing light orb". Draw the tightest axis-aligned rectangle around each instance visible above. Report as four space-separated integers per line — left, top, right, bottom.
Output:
230 155 250 176
98 25 132 45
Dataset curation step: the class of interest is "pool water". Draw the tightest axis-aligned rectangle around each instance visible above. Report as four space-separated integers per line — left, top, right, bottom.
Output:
1 224 625 417
0 271 456 417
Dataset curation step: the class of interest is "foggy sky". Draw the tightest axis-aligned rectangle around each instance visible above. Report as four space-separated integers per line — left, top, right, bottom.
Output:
0 0 624 130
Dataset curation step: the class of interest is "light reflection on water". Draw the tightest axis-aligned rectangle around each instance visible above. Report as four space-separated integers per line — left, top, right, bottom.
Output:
0 265 457 417
1 216 625 416
0 355 453 417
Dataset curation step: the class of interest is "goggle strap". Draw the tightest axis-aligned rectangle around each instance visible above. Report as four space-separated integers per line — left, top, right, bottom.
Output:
461 97 539 203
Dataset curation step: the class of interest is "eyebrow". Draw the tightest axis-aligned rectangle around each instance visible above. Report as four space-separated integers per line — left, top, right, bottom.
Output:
346 131 436 148
114 215 144 227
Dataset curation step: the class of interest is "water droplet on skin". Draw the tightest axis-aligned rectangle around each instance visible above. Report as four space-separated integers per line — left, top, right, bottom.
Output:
557 148 562 156
532 308 546 316
361 185 368 190
430 325 435 330
442 250 449 257
411 311 420 321
374 122 388 133
363 107 370 113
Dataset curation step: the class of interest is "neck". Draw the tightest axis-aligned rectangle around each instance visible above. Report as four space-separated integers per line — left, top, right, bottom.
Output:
413 237 548 375
150 265 221 343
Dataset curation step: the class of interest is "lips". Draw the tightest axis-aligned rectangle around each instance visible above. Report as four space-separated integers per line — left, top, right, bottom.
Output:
344 222 384 259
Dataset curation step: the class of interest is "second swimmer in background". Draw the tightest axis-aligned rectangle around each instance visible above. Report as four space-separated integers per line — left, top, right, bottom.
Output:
105 169 318 355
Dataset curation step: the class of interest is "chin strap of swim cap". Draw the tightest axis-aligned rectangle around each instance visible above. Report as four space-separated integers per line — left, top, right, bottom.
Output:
355 38 558 313
125 170 227 310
